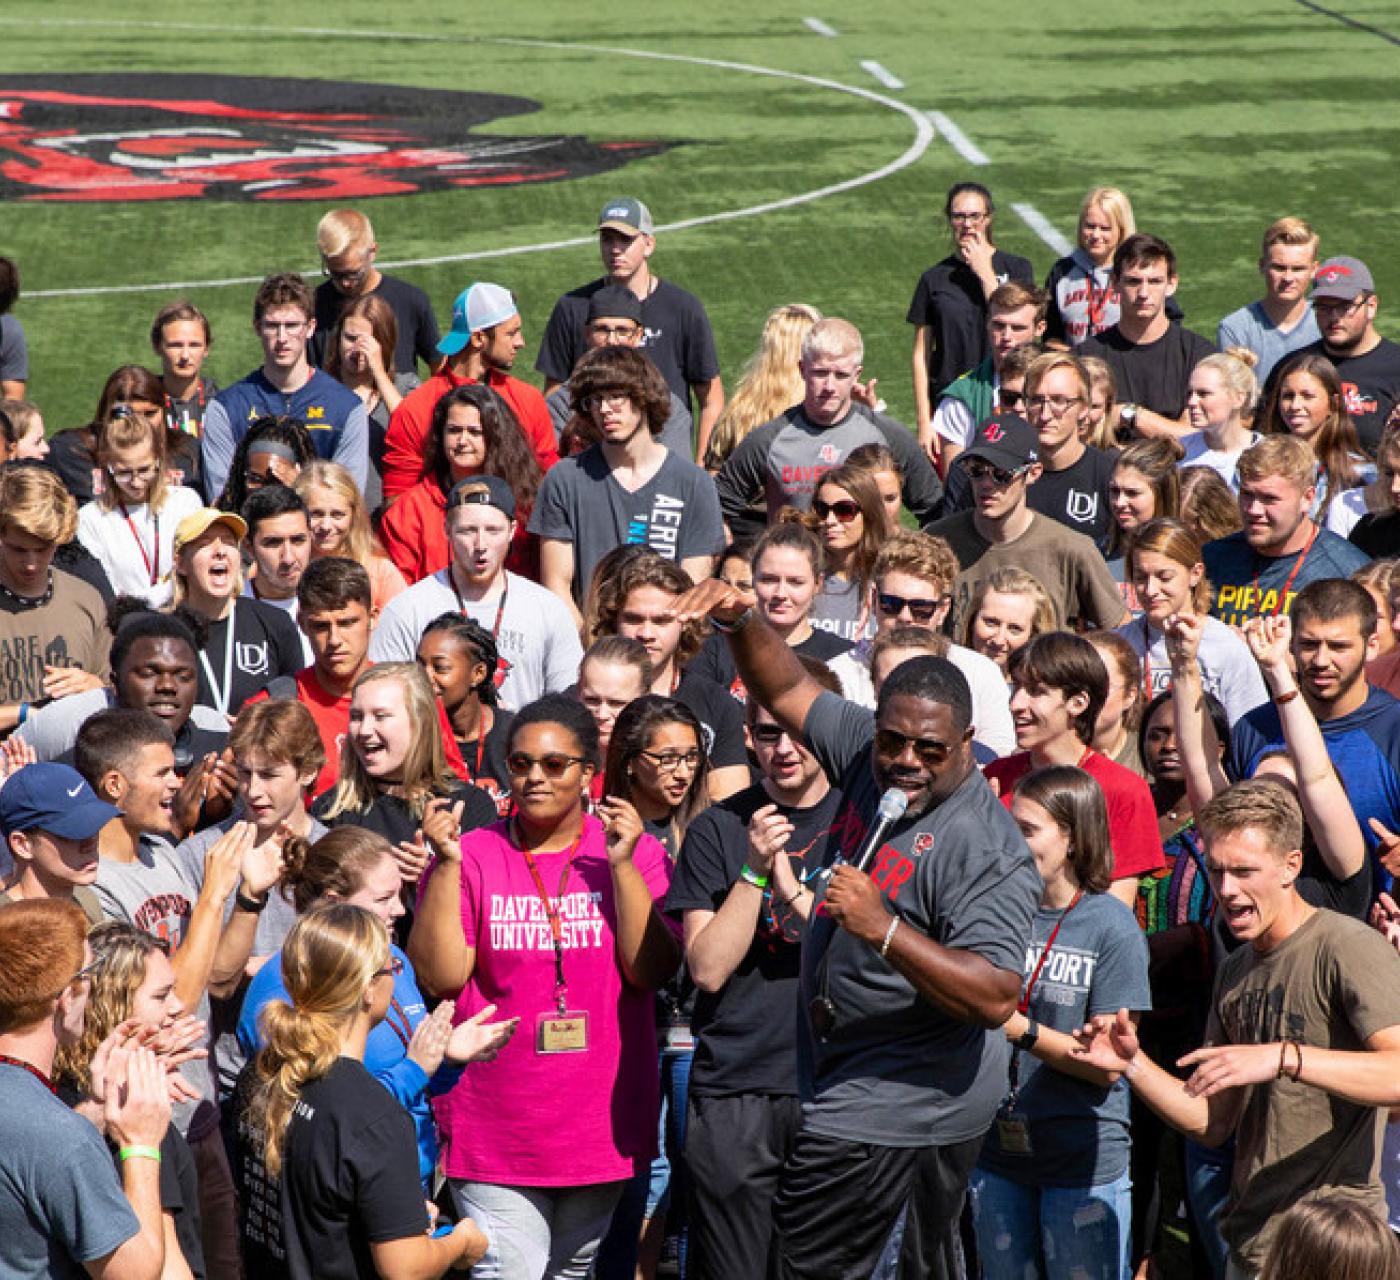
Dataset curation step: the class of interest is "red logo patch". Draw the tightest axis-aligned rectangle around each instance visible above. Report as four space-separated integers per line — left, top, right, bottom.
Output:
913 832 934 856
982 423 1005 443
818 443 840 465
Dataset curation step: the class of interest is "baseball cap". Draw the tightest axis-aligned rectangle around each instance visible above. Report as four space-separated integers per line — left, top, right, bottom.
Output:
446 475 517 521
587 285 644 325
1310 256 1375 303
961 414 1039 472
0 763 121 840
437 283 518 357
597 198 654 238
173 508 247 555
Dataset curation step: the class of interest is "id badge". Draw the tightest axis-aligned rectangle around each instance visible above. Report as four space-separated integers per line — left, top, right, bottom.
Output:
995 1114 1033 1155
663 1024 694 1053
536 1010 590 1054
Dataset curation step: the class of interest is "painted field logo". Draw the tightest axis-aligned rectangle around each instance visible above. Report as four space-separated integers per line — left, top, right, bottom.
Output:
0 73 673 202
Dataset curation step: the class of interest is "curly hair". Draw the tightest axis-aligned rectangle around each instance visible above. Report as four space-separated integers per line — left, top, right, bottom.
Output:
569 345 672 437
425 383 542 512
591 548 706 667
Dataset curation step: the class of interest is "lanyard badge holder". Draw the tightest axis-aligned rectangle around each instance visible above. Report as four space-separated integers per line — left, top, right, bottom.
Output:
518 832 591 1055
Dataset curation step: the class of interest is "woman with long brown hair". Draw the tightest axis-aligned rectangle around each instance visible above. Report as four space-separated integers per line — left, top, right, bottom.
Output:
808 461 888 644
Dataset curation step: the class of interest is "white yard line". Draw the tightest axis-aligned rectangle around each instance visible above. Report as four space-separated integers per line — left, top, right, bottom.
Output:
925 110 989 165
861 60 904 89
1011 202 1073 257
803 17 839 36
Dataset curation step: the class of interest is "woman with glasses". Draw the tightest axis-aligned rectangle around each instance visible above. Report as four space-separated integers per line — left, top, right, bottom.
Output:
1178 351 1262 492
380 383 542 584
908 181 1035 454
596 696 709 1278
235 903 498 1277
214 415 316 514
809 461 888 644
77 395 204 607
410 692 682 1280
689 520 852 703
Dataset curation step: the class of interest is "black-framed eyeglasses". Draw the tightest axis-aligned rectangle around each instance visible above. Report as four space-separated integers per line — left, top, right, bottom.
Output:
965 458 1030 486
1026 394 1083 415
874 727 955 766
876 592 946 624
1313 294 1370 317
506 752 586 778
813 498 861 523
637 749 702 774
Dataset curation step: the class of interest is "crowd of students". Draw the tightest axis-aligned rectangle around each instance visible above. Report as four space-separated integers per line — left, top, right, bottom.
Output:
3 182 1400 1280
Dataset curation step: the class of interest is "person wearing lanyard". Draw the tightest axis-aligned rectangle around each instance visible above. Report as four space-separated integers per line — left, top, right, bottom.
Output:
151 300 218 440
236 826 516 1195
970 765 1151 1280
76 403 204 607
1201 434 1371 629
410 693 681 1280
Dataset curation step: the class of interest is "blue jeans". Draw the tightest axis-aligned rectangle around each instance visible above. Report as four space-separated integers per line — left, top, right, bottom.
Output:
1184 1138 1233 1280
969 1166 1133 1280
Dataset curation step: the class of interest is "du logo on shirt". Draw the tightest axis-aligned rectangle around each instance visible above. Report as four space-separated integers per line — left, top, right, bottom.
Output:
626 493 686 560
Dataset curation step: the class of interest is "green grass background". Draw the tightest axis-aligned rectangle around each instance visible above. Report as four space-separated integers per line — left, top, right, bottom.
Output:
5 0 1400 438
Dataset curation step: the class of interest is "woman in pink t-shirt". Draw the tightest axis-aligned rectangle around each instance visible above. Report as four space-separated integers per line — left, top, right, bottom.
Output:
409 693 681 1280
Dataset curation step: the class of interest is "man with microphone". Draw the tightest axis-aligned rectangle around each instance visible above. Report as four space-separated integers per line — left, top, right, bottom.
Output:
674 578 1041 1280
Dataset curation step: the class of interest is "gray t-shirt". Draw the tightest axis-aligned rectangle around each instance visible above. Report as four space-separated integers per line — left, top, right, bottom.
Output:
797 692 1042 1147
546 382 694 458
369 569 582 711
0 1066 138 1278
810 574 871 645
1115 614 1269 725
529 445 725 602
977 893 1151 1186
0 314 28 383
1217 300 1321 384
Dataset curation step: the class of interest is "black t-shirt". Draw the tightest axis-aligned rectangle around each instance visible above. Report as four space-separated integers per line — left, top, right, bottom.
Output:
1078 322 1217 419
1263 337 1400 455
905 250 1036 398
688 628 852 705
1028 445 1118 552
1351 511 1400 558
248 1057 427 1280
534 277 721 407
197 599 306 717
53 539 114 603
45 427 203 506
674 671 748 769
1298 843 1372 921
457 707 515 817
666 781 843 1096
310 275 441 375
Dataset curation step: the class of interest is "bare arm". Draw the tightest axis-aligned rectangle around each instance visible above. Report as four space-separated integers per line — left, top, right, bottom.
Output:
208 831 288 999
706 765 750 804
691 377 725 467
679 553 716 587
1107 878 1139 908
911 326 935 456
539 538 585 635
598 798 682 990
1 379 24 400
407 848 477 1000
1003 1007 1130 1088
171 825 254 1012
1166 614 1230 816
370 1217 488 1280
1132 408 1192 442
159 1215 195 1280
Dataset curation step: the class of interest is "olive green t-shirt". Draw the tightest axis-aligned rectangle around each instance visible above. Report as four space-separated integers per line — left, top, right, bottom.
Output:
0 569 110 704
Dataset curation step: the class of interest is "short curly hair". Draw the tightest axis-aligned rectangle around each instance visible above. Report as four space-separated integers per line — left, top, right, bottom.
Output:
872 529 960 596
569 346 672 437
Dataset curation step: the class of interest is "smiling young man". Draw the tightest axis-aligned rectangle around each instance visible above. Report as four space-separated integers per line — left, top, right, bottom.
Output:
382 281 558 498
531 344 725 625
716 318 942 543
371 475 582 710
201 272 369 501
1228 577 1400 896
672 573 1040 1280
1073 780 1400 1278
926 414 1128 634
1217 218 1322 382
1078 234 1216 442
1202 435 1370 628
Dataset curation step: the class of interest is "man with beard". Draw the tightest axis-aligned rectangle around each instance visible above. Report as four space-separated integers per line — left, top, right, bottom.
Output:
1262 255 1400 454
1228 577 1400 897
1202 435 1370 628
381 282 558 498
672 574 1040 1280
1073 780 1400 1278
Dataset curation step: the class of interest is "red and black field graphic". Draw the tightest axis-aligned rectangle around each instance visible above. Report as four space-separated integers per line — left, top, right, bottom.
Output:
0 74 674 201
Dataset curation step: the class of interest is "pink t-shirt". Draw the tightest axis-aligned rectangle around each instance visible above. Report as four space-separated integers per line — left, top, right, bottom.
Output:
431 815 672 1186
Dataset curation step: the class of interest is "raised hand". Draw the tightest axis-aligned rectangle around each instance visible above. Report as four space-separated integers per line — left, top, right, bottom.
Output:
421 798 466 863
1070 1008 1141 1074
104 1046 172 1150
201 821 256 905
1163 611 1205 671
1243 614 1292 677
670 576 755 629
1370 889 1400 953
41 664 103 701
596 796 643 867
0 733 36 784
746 803 793 876
446 1002 520 1065
394 837 434 887
1178 1042 1281 1098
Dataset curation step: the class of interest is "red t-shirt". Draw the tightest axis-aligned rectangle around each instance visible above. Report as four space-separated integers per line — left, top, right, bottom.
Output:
984 747 1166 881
382 367 559 499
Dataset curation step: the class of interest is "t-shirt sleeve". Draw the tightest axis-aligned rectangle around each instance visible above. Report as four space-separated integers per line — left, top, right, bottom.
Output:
366 597 420 664
906 271 934 327
1333 922 1400 1041
936 832 1040 976
666 808 736 916
526 465 576 540
1105 772 1167 878
200 399 236 505
0 315 29 382
1076 548 1132 629
1085 903 1153 1017
263 606 306 677
457 842 486 949
802 690 876 784
348 1106 431 1243
676 467 726 560
458 784 499 835
333 403 371 494
714 426 774 526
1042 261 1068 347
39 1121 141 1263
700 686 748 770
677 296 722 386
540 593 585 692
413 295 441 368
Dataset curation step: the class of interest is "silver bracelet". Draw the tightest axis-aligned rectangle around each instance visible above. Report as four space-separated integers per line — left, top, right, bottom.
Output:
879 915 900 958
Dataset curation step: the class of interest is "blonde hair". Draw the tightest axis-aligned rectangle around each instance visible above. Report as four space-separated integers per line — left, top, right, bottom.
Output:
1079 356 1118 449
320 664 457 822
171 519 245 607
295 461 377 567
248 904 389 1176
873 529 960 596
706 304 821 467
1193 348 1260 419
315 209 374 259
1236 434 1318 492
97 407 171 513
1080 186 1136 245
0 464 76 544
1026 350 1090 401
800 317 863 366
1260 216 1319 262
961 568 1059 647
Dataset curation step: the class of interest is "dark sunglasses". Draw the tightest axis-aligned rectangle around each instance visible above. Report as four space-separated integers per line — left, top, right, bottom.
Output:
506 752 585 778
964 458 1029 486
812 498 861 523
876 592 945 624
749 724 792 746
874 727 955 766
1000 388 1027 409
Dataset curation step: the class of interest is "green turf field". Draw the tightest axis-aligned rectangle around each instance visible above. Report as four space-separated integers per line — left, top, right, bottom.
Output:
3 0 1398 439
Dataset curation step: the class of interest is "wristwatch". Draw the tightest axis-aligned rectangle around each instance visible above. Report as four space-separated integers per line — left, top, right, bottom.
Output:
1117 402 1139 435
1016 1018 1041 1053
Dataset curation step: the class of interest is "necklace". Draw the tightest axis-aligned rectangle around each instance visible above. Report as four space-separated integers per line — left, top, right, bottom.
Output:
0 571 53 609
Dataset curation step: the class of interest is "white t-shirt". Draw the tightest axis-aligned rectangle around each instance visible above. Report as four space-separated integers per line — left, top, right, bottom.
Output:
932 382 1000 449
1114 614 1268 725
369 569 583 710
76 486 203 606
1178 431 1261 493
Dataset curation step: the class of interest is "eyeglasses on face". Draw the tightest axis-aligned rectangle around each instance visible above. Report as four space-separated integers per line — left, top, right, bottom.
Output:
108 464 160 484
949 210 988 223
876 592 945 624
812 498 861 523
1026 394 1083 416
964 458 1029 486
749 724 793 747
874 727 954 766
506 752 586 778
1000 389 1028 409
1312 294 1370 317
637 749 703 773
582 391 633 411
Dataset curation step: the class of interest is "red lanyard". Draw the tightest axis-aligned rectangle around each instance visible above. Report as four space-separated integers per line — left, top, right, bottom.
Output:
1018 890 1083 1014
513 824 584 1015
451 572 512 689
1252 523 1318 619
0 1053 57 1095
118 501 161 587
384 996 413 1049
1084 268 1115 335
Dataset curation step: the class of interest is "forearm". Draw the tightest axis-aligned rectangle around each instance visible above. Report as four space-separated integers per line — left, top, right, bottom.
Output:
1289 1044 1400 1108
912 332 932 436
170 893 228 1010
208 906 261 999
881 917 1021 1028
1172 664 1229 812
692 380 724 464
611 859 681 990
1107 877 1139 908
407 859 470 998
118 1158 167 1279
373 367 404 412
1133 408 1192 441
685 889 766 993
726 613 817 738
1003 1010 1119 1088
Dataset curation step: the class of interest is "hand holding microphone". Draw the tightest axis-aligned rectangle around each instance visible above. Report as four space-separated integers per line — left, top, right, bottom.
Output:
822 788 909 944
